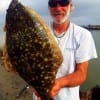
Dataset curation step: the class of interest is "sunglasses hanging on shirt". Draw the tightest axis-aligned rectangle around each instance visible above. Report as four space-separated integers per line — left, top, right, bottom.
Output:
48 0 70 7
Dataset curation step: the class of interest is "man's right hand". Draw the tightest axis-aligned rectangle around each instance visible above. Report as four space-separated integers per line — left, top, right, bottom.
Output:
33 88 41 100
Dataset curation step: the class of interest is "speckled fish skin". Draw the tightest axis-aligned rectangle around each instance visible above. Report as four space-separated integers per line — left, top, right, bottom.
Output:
5 0 63 99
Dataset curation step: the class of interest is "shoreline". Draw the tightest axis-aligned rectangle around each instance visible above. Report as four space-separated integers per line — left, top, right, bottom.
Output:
83 25 100 30
0 60 33 100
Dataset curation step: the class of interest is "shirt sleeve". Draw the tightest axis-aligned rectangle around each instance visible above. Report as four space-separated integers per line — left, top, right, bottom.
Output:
75 30 98 63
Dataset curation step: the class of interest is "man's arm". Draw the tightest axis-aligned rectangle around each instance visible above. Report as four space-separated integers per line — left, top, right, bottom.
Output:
50 61 88 97
2 44 17 73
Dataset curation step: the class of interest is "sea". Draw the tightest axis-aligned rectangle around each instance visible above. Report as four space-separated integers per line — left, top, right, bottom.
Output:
81 30 100 90
0 24 100 91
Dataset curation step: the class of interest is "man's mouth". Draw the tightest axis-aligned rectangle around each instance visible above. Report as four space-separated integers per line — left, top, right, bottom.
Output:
53 13 64 17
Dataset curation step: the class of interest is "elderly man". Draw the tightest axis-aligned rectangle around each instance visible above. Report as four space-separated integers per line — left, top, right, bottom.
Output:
33 0 97 100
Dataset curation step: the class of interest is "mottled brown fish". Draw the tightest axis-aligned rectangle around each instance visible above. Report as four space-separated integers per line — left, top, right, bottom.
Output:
5 0 63 99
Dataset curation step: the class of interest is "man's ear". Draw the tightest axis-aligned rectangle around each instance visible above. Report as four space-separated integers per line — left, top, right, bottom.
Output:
70 2 74 12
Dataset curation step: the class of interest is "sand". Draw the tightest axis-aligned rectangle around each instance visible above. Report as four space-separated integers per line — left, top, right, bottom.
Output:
0 60 33 100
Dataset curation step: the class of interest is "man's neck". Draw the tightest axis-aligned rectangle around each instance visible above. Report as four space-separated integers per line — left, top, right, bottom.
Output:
53 20 70 34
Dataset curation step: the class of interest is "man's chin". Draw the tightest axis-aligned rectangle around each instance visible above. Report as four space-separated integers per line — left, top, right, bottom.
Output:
53 19 65 24
52 18 62 24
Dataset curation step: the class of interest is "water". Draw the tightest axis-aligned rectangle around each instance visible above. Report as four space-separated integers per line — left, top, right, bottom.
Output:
0 25 100 90
81 30 100 90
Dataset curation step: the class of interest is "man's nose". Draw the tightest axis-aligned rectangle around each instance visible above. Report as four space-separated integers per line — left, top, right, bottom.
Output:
55 4 62 10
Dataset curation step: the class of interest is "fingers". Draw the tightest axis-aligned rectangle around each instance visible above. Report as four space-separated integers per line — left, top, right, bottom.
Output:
37 97 41 100
33 88 41 100
50 88 58 97
49 79 61 97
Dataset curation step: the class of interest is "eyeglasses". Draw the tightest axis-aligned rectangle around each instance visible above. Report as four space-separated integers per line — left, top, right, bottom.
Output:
48 0 70 8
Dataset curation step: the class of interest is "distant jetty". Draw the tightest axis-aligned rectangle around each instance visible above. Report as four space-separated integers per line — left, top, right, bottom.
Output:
83 25 100 30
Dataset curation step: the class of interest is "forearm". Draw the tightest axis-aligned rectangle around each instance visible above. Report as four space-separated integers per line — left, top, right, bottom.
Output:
58 71 86 88
58 61 88 88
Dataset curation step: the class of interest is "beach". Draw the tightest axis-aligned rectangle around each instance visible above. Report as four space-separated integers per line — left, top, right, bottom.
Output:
0 59 33 100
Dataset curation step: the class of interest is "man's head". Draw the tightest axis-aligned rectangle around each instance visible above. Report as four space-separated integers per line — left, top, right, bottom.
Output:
48 0 73 24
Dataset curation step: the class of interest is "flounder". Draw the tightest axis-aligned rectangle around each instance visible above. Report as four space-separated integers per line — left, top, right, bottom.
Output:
5 0 63 99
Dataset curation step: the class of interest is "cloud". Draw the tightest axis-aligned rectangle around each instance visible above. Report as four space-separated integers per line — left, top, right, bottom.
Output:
0 0 100 25
0 0 11 13
0 0 49 47
71 0 100 24
0 0 49 16
0 0 100 47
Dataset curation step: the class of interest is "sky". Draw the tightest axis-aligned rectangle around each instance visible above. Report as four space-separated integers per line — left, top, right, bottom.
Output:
0 0 100 47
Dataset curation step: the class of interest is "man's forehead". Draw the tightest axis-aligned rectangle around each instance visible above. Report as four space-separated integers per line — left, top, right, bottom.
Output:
49 0 62 1
49 0 70 1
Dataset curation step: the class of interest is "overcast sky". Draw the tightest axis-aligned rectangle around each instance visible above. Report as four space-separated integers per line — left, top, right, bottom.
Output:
0 0 100 47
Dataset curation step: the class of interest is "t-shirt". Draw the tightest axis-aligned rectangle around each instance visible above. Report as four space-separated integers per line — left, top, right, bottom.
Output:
33 22 97 100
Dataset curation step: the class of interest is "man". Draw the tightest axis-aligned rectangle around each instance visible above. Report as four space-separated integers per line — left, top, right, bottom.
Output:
33 0 97 100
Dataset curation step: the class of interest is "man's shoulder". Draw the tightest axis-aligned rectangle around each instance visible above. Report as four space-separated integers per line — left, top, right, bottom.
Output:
71 23 92 37
71 23 89 32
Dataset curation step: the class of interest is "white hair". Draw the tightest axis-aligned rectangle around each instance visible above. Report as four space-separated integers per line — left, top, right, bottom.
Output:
51 5 71 24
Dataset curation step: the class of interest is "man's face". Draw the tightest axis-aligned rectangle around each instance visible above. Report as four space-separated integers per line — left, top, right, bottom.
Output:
48 0 71 24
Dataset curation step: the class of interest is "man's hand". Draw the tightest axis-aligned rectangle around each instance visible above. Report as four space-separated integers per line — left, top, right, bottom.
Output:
33 88 41 100
49 79 61 97
33 79 62 99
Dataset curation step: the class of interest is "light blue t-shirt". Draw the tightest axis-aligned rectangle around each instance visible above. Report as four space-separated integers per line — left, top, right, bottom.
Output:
33 22 97 100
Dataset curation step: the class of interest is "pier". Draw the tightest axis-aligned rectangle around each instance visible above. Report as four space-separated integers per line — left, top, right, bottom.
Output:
83 25 100 30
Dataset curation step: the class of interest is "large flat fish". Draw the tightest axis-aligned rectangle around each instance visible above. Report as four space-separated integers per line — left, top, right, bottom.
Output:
5 0 63 99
